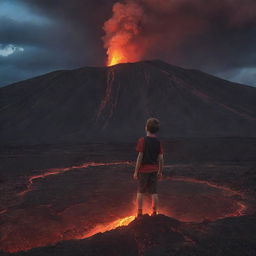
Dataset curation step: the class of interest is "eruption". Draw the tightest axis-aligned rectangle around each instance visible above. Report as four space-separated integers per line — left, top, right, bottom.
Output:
103 1 144 66
102 0 256 66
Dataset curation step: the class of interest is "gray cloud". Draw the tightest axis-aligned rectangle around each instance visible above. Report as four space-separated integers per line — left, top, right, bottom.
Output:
0 44 24 57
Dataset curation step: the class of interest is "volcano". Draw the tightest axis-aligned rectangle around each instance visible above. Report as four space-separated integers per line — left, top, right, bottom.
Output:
1 60 256 145
1 60 256 255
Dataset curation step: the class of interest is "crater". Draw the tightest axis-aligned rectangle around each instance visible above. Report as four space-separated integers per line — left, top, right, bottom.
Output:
0 162 247 253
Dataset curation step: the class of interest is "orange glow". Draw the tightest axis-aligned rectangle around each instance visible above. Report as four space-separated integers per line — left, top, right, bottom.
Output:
79 204 159 239
18 161 132 197
79 215 136 239
1 161 249 254
103 1 144 66
107 49 128 66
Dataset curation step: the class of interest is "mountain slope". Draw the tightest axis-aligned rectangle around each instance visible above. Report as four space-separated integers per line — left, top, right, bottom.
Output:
1 60 256 145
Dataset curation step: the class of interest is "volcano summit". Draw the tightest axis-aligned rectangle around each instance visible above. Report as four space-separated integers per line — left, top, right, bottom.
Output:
1 60 256 145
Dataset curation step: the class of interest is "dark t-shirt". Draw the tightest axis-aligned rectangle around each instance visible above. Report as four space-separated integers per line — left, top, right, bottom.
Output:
136 135 163 173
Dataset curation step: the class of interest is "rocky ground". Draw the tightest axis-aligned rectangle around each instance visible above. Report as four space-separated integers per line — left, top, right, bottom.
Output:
0 138 255 255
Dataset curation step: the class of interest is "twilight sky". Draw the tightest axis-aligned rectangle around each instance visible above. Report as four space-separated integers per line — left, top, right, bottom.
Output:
0 0 256 87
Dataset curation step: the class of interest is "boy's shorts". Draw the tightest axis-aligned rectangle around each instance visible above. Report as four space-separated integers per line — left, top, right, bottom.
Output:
137 172 157 194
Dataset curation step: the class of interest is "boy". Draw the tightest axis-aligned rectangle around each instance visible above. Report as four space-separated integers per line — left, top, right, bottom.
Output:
133 117 164 217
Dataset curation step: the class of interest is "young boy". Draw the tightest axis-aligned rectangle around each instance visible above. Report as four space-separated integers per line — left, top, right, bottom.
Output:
133 117 164 217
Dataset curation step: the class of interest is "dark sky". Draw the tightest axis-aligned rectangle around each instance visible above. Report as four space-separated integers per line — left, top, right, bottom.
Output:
0 0 256 87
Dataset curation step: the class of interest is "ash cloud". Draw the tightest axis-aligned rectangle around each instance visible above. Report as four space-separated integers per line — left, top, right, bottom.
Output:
103 0 256 85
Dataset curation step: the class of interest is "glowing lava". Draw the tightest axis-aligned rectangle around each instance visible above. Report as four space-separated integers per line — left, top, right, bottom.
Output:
0 161 250 254
79 204 155 239
18 161 131 197
107 49 128 66
79 215 136 239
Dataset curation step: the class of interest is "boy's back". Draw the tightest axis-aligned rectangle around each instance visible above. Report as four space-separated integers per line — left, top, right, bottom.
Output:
136 135 163 172
133 118 164 217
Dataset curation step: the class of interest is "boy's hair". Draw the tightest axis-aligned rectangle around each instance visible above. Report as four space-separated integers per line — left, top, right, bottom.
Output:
146 118 160 134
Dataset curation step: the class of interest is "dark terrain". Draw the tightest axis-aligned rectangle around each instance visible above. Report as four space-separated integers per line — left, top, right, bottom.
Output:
0 139 256 255
1 60 256 145
0 60 256 255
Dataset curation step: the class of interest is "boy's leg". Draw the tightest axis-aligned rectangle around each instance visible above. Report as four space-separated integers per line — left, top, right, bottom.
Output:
137 192 143 209
137 192 143 216
137 172 147 217
152 193 158 215
149 172 158 215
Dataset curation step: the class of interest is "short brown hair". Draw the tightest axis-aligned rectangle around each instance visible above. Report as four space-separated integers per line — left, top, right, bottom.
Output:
146 118 160 134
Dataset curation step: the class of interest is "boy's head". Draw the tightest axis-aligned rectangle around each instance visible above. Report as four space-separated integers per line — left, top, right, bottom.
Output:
145 117 160 134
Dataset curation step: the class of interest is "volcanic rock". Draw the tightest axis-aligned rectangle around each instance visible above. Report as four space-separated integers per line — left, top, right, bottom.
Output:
1 60 256 145
3 213 255 256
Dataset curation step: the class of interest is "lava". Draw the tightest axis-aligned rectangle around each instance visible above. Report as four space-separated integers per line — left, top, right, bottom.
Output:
107 49 128 66
0 161 250 254
95 67 120 129
78 204 157 239
170 176 243 197
18 161 132 197
170 176 247 218
168 74 256 121
79 215 136 239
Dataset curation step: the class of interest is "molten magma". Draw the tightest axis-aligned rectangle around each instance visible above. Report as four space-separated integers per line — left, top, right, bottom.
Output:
79 205 155 239
79 216 135 239
108 49 128 66
0 160 248 253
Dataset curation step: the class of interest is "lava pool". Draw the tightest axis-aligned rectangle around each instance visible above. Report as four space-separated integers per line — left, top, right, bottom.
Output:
0 161 247 253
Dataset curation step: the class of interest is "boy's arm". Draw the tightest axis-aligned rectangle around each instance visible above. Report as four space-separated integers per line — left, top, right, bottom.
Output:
157 153 164 175
134 152 143 178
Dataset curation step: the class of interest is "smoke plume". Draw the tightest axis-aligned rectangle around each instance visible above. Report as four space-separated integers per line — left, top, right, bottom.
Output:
103 0 256 66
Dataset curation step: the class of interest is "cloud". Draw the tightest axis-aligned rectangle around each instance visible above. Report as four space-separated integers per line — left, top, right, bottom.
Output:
216 67 256 87
0 0 50 24
103 0 256 68
0 44 24 57
0 0 255 87
100 0 256 86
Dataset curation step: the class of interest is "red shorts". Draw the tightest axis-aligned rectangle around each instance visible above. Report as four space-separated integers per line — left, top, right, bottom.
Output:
138 164 158 173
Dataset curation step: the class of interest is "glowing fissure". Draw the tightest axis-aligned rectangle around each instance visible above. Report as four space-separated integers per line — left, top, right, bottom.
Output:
169 74 256 121
96 68 115 120
171 176 247 217
78 215 136 239
76 176 247 241
78 204 156 240
142 66 151 116
18 161 132 197
1 161 249 254
96 68 121 129
171 176 243 196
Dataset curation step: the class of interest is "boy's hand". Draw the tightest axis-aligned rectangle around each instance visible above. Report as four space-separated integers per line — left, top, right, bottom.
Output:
133 172 138 180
